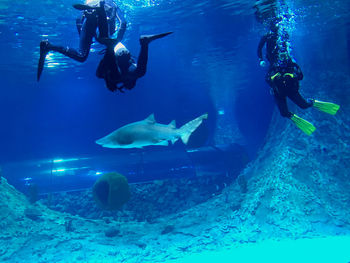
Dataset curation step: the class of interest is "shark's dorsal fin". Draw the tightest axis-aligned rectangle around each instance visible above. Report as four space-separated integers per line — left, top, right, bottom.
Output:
145 113 156 124
168 120 176 129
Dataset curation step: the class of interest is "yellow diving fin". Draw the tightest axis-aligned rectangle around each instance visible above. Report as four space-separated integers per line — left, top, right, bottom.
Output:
313 100 340 115
291 114 316 135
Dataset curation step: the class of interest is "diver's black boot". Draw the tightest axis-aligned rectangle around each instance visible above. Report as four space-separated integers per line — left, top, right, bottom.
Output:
37 40 50 81
139 32 173 45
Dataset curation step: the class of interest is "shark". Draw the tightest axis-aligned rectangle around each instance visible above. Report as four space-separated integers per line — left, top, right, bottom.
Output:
96 113 208 148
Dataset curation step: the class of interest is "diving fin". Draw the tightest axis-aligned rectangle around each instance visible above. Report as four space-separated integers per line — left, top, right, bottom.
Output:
313 100 340 115
37 40 50 81
290 114 316 136
140 32 173 45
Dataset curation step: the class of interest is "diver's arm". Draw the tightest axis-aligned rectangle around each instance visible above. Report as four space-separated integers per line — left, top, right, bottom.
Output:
257 35 267 62
293 62 303 80
257 35 267 67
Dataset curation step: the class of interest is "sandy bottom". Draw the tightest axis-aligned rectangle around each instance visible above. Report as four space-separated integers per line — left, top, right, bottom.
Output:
168 236 350 263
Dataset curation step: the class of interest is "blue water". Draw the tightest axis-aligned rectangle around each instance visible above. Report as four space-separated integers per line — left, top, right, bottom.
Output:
0 0 349 186
1 0 350 262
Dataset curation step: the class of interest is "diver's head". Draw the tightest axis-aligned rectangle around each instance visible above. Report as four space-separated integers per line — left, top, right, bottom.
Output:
279 52 290 61
115 47 131 71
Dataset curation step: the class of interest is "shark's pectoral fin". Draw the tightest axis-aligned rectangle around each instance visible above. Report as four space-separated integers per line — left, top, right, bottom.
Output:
151 138 169 146
171 137 179 144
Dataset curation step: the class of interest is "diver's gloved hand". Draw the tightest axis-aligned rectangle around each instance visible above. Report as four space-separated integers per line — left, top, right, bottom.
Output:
259 60 267 67
270 72 281 81
284 73 295 78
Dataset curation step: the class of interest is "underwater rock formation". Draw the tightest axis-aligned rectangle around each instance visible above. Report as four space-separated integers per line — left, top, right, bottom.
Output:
236 69 350 238
44 173 234 221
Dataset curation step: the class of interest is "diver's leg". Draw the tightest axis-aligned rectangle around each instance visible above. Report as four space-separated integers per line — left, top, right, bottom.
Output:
44 13 97 62
37 14 97 81
96 1 109 39
134 32 173 78
135 41 149 78
274 94 292 118
287 85 316 135
96 6 126 47
76 15 84 35
70 12 98 61
108 13 117 36
287 83 313 109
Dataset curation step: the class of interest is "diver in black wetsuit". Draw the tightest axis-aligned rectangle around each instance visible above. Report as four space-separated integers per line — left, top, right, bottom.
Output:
258 20 312 119
257 18 340 135
37 0 125 81
95 31 173 92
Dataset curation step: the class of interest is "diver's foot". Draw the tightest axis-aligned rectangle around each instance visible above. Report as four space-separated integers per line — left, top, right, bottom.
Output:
37 40 50 81
139 32 173 45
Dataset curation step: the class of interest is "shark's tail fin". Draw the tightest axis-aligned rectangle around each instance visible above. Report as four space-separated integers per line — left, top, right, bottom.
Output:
179 113 208 145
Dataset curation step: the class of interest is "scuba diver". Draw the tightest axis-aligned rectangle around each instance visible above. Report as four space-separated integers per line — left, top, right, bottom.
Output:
266 53 340 135
95 30 173 92
258 20 340 135
37 0 126 81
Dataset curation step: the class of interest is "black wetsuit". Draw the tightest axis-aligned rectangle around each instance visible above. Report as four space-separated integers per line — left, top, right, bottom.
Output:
45 0 118 62
266 59 313 118
96 42 149 92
